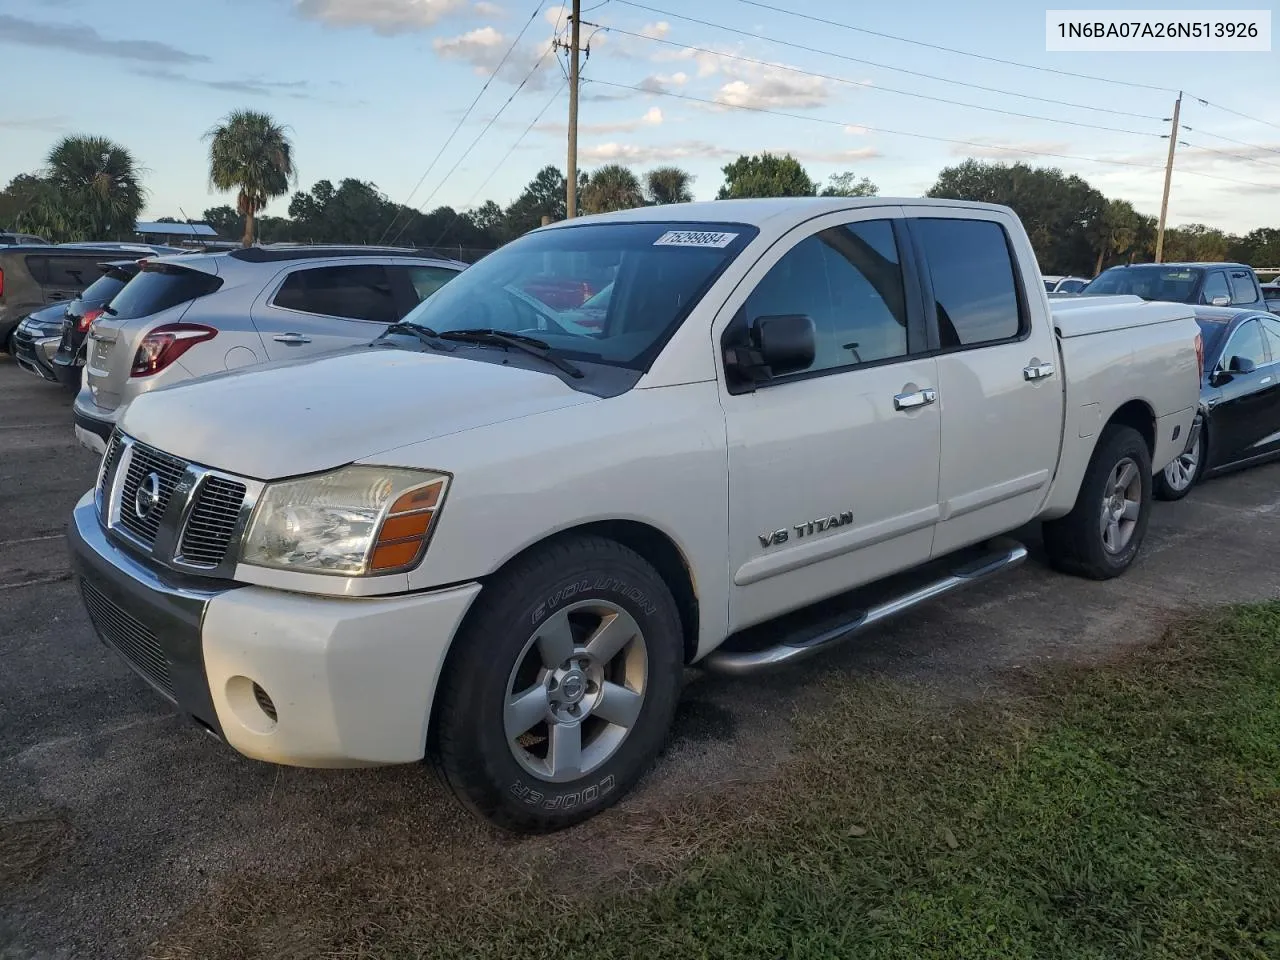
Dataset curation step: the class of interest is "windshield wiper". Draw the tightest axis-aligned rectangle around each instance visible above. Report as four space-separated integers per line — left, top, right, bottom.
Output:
437 328 584 379
375 321 450 351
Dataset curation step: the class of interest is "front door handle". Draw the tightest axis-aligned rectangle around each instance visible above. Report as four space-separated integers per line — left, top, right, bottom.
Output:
894 387 937 411
273 332 312 345
1023 361 1056 381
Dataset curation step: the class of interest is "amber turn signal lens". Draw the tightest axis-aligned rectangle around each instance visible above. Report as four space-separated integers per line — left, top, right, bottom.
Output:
368 478 448 573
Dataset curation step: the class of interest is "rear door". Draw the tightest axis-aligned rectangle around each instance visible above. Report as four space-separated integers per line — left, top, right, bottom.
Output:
1209 318 1280 465
901 208 1065 558
36 254 110 305
251 262 405 361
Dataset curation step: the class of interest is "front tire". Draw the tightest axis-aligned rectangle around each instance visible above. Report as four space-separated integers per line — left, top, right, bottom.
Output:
1154 420 1204 501
431 536 684 833
1043 424 1153 580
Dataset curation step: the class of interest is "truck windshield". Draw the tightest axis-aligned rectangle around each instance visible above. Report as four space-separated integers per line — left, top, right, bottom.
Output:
399 221 757 370
1083 265 1202 302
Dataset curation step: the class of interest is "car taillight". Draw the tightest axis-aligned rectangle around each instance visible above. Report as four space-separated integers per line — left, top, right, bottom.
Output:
130 323 217 378
1195 332 1204 382
77 307 104 334
0 267 5 298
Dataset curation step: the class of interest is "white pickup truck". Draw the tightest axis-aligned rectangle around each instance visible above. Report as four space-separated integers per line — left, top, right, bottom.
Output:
69 198 1203 832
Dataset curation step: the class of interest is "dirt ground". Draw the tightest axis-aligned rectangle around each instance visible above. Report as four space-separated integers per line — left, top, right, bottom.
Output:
2 360 1278 959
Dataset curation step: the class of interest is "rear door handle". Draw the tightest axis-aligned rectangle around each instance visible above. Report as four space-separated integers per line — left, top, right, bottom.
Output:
894 387 937 411
1023 361 1055 381
273 333 312 345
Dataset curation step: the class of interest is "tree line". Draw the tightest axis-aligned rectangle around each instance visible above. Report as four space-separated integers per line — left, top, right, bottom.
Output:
1 109 1276 275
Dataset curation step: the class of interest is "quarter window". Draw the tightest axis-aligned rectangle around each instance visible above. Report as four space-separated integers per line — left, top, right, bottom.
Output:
404 265 460 303
273 265 399 323
914 218 1024 347
1262 318 1280 357
739 219 909 375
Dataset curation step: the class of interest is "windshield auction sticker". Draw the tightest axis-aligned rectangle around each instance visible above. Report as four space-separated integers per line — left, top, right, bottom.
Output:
1046 9 1271 50
654 231 739 248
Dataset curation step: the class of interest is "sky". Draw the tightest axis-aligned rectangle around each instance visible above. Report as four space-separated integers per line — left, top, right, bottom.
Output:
1 0 1277 234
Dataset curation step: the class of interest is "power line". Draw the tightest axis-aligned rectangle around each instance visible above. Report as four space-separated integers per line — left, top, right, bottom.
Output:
391 42 557 245
1179 139 1280 173
377 0 544 243
433 81 569 247
604 25 1165 138
1189 95 1280 134
585 77 1278 189
625 0 1174 92
1182 125 1280 159
603 4 1166 122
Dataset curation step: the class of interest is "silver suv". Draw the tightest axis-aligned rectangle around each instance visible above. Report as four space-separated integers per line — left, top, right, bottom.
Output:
73 246 465 454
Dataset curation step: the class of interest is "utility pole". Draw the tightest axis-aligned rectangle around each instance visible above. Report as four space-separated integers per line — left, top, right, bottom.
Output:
565 0 581 219
1154 91 1182 264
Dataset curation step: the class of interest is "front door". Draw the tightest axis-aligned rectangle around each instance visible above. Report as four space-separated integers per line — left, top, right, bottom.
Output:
901 210 1065 557
252 262 409 361
1211 317 1280 465
717 209 942 632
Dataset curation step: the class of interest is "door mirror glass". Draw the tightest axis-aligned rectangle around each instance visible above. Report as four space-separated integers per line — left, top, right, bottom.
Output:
1228 355 1257 374
724 313 816 382
1211 295 1231 307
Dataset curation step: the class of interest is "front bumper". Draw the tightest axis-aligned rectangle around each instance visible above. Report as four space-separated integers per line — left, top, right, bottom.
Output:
72 390 117 455
11 323 60 383
68 493 483 767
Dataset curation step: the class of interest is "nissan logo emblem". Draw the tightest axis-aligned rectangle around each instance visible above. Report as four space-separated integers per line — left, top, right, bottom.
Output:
134 472 162 520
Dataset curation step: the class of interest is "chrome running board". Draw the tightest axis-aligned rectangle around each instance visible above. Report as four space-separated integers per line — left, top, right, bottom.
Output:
702 538 1028 676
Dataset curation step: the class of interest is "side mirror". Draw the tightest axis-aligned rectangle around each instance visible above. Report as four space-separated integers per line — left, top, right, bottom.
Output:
1228 355 1256 374
1210 295 1231 307
725 314 816 384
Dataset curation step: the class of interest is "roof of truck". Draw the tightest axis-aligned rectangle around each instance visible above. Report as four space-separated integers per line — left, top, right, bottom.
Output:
540 196 1016 231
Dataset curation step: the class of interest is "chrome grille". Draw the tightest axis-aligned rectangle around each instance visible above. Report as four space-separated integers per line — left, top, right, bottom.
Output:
178 476 247 568
117 443 188 545
96 433 123 509
80 578 174 698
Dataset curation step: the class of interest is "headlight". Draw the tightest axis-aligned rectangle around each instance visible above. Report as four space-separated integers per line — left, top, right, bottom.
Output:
241 466 449 576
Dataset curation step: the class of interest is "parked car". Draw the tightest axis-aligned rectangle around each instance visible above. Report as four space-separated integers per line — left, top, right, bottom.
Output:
0 244 132 352
1154 306 1280 499
1261 280 1280 315
72 246 466 453
10 303 71 382
50 259 145 392
68 198 1202 833
1081 262 1267 309
0 231 50 246
1043 274 1089 294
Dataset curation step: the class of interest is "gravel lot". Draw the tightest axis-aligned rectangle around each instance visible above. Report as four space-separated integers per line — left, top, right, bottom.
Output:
2 359 1279 960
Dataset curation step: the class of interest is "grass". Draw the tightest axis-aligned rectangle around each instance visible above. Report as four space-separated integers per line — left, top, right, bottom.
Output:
152 604 1280 959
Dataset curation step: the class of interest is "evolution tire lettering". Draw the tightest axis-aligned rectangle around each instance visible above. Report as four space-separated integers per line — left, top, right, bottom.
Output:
530 579 658 624
510 775 616 808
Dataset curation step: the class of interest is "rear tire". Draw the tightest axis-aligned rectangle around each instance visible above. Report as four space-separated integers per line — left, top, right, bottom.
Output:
1043 424 1152 580
430 536 684 833
1154 420 1204 501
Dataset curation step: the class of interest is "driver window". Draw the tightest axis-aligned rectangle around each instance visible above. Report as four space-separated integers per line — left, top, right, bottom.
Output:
1222 320 1268 369
1202 272 1230 305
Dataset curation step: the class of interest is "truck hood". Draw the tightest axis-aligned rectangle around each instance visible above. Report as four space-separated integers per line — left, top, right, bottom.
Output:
119 346 595 479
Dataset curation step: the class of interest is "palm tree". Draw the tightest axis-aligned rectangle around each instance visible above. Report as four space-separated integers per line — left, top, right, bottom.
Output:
22 136 145 241
645 166 694 206
205 110 296 246
582 165 645 215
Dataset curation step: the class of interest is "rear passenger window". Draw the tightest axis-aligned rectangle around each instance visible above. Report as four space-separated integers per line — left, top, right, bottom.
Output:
273 265 399 323
739 219 908 375
1223 320 1268 368
1229 271 1259 305
1262 318 1280 356
914 218 1025 347
1202 272 1230 304
27 257 108 288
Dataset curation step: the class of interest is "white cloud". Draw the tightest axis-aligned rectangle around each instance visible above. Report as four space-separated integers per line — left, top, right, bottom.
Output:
788 146 883 163
474 0 504 15
637 71 688 94
716 68 829 110
432 25 556 87
844 125 868 136
580 139 733 164
640 21 670 38
544 4 568 27
579 106 664 134
294 0 466 33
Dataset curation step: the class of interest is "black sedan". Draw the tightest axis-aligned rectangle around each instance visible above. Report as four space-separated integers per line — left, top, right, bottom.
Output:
1156 306 1280 499
48 259 142 391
